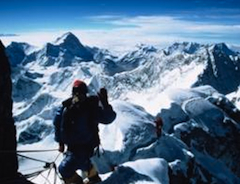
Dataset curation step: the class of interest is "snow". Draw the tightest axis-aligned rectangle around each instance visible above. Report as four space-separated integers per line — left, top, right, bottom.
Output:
182 97 226 136
123 158 169 184
6 33 240 183
227 87 240 109
125 89 172 116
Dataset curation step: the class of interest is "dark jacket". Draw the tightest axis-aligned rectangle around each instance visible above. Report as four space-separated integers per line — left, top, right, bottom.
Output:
53 95 116 150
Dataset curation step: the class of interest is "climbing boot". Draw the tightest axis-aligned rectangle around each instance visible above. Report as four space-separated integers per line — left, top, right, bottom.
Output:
84 165 101 184
87 174 101 184
63 172 84 184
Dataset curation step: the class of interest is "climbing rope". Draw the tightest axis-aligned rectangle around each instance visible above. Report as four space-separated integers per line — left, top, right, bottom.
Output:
43 152 61 184
0 149 59 153
0 148 62 184
25 168 49 179
14 149 62 184
17 153 52 164
23 152 61 183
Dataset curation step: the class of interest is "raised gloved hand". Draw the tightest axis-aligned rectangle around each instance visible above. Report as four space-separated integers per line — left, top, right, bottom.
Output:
98 88 109 108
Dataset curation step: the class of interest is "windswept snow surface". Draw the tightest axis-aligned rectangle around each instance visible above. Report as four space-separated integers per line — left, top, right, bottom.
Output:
7 33 240 183
227 87 240 109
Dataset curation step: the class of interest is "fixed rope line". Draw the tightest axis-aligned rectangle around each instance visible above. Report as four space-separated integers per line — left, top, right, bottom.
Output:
24 168 49 179
18 149 59 153
0 148 58 153
0 146 62 184
21 166 46 172
17 153 51 164
53 152 62 184
53 160 63 184
18 151 62 184
44 153 61 184
44 163 55 184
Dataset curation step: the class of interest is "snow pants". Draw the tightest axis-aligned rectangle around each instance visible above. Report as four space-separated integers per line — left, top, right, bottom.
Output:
59 146 94 178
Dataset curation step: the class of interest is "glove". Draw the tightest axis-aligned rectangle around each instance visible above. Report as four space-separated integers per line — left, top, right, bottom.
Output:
98 88 109 108
58 143 65 153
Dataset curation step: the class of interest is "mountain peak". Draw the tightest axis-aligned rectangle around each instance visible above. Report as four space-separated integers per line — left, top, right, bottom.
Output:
8 41 34 53
164 42 201 55
136 44 157 53
54 32 82 46
53 32 93 61
5 42 36 66
212 43 235 56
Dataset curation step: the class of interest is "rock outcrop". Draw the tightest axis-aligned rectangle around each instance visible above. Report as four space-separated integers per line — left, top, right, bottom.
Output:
0 40 32 184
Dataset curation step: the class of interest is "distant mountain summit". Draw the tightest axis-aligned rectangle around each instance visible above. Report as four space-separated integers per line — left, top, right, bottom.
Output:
16 32 95 67
212 43 236 56
54 32 81 46
53 32 93 61
117 44 159 71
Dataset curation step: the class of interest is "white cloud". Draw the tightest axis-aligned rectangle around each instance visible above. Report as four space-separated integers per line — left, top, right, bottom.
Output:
1 15 239 53
1 31 64 48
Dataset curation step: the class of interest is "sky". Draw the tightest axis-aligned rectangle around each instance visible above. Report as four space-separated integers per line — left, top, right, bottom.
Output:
0 0 240 52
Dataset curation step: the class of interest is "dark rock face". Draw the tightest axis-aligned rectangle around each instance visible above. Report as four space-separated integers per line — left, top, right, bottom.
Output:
12 76 42 102
167 96 240 183
193 44 240 94
18 119 52 145
0 41 32 184
0 40 18 180
5 42 28 67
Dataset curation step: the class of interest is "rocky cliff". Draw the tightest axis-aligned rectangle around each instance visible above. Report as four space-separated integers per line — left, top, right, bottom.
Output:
0 40 32 184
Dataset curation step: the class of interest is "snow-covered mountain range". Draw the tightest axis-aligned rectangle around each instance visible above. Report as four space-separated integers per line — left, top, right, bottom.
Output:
5 32 240 183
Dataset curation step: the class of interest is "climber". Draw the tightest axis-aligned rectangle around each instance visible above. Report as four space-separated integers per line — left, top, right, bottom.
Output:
154 117 163 138
53 80 116 184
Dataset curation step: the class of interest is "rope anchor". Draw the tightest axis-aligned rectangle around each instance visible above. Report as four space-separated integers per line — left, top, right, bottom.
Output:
10 149 61 184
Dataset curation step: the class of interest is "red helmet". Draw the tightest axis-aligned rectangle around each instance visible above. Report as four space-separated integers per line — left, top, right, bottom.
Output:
72 80 88 94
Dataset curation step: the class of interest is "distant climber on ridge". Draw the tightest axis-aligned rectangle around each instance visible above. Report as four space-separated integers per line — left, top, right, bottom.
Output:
53 80 116 184
154 117 163 138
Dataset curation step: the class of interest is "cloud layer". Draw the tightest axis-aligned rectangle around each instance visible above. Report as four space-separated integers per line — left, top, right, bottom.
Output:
1 15 240 53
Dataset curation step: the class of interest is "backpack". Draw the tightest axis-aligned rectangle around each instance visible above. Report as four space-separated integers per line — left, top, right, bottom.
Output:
59 96 100 148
